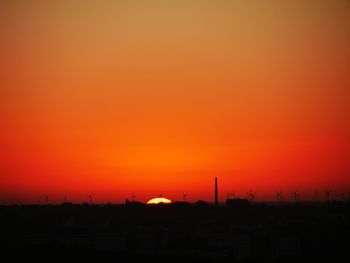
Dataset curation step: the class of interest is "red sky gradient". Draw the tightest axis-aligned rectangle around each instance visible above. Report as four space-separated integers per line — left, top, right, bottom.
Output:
1 1 350 204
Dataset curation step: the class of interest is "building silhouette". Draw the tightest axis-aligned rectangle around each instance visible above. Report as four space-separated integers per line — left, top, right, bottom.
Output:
215 177 218 206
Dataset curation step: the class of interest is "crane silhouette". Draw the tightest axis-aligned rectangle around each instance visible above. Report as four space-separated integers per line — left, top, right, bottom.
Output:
325 190 331 204
290 191 299 203
276 191 283 203
246 191 256 202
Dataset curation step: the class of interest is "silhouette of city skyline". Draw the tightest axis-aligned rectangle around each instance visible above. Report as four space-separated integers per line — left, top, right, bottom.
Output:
29 177 349 206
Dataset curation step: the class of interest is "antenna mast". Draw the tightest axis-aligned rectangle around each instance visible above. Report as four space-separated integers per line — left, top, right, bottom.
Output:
214 177 218 206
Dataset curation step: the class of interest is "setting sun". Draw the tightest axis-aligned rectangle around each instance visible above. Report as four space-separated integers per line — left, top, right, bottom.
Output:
147 197 172 205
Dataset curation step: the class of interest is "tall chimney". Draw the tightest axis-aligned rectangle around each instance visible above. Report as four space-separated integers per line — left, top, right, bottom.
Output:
215 177 218 206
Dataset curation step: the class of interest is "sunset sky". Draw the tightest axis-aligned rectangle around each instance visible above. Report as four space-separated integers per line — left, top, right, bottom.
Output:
1 0 350 204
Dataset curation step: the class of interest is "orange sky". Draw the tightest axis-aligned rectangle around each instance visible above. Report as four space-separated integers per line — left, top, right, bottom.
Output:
1 0 350 204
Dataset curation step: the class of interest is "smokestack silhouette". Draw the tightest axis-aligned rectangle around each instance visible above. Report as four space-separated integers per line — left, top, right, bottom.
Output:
215 177 218 206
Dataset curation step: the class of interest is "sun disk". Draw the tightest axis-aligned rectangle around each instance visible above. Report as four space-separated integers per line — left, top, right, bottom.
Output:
147 197 172 205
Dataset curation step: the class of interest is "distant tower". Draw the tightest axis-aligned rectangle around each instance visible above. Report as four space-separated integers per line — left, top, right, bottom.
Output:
183 193 187 202
215 177 218 206
44 195 49 205
325 190 331 204
88 193 93 205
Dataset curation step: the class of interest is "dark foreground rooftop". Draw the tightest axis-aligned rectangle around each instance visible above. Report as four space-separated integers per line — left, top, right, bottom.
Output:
1 201 349 262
